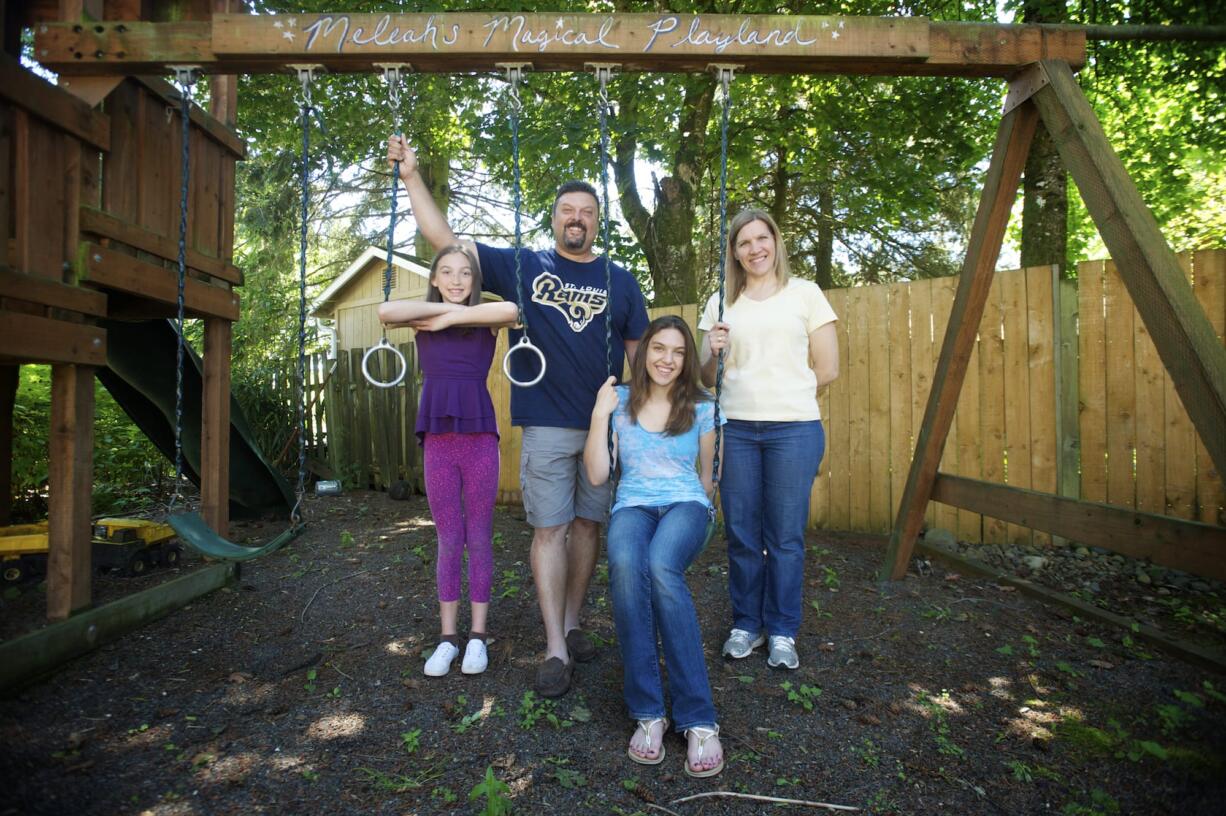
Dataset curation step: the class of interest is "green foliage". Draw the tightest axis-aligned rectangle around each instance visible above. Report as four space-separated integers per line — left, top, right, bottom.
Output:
780 681 822 712
469 766 512 816
518 691 572 730
11 367 169 522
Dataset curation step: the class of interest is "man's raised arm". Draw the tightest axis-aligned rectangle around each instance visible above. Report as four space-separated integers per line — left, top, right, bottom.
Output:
387 134 467 253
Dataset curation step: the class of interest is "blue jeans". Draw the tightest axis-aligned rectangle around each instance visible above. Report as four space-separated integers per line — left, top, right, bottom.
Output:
720 420 825 639
607 502 716 731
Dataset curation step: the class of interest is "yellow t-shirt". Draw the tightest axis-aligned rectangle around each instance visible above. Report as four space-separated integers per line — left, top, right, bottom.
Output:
699 278 838 421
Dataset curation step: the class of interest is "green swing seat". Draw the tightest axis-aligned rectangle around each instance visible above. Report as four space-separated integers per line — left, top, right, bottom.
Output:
168 512 302 562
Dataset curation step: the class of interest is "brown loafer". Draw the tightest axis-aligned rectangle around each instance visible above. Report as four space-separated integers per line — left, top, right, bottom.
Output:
565 628 598 663
533 656 573 698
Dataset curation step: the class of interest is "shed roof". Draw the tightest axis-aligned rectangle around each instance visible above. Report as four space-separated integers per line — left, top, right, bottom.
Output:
310 247 432 318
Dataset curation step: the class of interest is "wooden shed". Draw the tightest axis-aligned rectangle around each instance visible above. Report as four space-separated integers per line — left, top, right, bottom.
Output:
310 247 432 352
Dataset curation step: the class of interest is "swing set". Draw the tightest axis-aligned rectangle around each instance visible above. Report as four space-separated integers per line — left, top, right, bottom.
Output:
4 8 1225 639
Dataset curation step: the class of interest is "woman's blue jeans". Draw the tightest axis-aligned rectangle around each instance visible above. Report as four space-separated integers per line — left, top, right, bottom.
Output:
607 501 716 731
720 419 825 639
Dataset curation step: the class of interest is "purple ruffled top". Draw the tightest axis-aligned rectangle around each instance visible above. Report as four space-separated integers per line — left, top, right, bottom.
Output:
414 327 499 444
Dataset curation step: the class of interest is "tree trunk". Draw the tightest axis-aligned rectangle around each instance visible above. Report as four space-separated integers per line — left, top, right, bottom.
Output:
1021 0 1069 275
814 184 835 290
612 76 715 307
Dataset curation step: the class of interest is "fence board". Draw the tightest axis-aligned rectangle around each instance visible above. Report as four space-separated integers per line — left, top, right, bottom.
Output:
1001 269 1032 546
1027 265 1057 547
887 281 912 527
1104 259 1136 509
1194 249 1225 526
1163 256 1197 519
866 284 892 532
847 287 872 531
1078 259 1107 504
931 276 959 535
907 280 935 530
955 276 984 544
979 275 1007 544
826 288 851 531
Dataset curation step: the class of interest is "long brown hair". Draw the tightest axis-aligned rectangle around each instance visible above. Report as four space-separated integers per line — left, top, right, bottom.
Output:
725 208 791 305
425 244 483 306
627 315 711 436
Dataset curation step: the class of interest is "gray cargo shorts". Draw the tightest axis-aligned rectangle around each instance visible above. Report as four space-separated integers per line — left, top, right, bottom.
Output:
519 426 612 528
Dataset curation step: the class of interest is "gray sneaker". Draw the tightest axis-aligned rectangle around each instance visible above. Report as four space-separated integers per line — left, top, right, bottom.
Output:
722 629 765 659
766 635 799 669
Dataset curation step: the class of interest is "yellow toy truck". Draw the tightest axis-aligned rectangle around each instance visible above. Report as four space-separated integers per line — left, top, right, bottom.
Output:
1 519 182 583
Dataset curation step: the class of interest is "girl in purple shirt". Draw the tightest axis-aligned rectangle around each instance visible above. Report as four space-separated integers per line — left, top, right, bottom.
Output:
379 245 518 677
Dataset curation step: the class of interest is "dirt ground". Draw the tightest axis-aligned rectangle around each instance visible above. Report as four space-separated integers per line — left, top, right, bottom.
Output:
2 490 1225 816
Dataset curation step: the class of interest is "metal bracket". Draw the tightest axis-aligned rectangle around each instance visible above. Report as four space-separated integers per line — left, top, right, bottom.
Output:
1003 62 1050 115
374 62 413 83
168 65 201 85
707 63 742 80
495 62 533 82
585 62 621 80
288 63 325 83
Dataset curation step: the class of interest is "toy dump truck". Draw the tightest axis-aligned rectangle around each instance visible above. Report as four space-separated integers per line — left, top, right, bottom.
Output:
1 519 182 582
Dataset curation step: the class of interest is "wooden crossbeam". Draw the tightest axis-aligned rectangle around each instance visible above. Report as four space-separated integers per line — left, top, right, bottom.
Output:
31 15 1085 77
932 474 1226 582
880 93 1038 581
0 266 107 316
77 242 240 321
80 206 242 285
1031 60 1226 492
0 311 106 365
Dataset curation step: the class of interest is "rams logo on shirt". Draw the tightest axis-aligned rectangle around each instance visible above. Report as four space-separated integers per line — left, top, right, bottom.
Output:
531 272 609 332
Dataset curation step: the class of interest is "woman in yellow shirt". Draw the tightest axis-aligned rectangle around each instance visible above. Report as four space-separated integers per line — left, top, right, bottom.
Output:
698 209 839 670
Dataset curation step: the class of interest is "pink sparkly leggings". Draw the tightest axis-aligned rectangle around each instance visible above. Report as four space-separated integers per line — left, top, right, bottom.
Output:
423 432 499 603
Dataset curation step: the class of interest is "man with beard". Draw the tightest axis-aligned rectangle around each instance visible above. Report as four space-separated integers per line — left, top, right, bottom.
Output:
387 135 649 698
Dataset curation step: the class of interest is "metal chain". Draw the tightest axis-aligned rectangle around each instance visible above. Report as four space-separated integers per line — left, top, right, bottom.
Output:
291 66 318 526
381 65 408 325
169 67 197 513
595 65 617 494
505 66 528 334
712 67 735 499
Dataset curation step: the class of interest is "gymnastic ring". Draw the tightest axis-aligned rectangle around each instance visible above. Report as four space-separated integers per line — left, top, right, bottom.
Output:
361 337 408 388
502 334 546 387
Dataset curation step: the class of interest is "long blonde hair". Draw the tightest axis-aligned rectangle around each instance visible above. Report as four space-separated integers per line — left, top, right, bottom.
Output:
725 209 791 305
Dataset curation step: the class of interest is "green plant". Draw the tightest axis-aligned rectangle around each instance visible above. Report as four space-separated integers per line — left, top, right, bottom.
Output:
1061 788 1120 816
338 530 354 548
301 768 319 782
918 691 965 760
400 729 421 754
809 598 834 619
822 565 840 589
469 766 512 816
518 691 572 730
327 685 342 699
855 738 881 768
780 681 822 712
1006 759 1033 782
498 569 522 598
359 766 442 792
1021 635 1040 658
304 668 318 693
432 786 457 804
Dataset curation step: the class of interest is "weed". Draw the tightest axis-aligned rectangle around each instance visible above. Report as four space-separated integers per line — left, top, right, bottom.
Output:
338 530 354 549
304 668 318 694
469 767 512 816
822 565 841 589
775 776 801 787
498 569 522 599
995 644 1014 656
866 788 899 814
432 786 457 804
1155 703 1193 736
1061 788 1120 816
1006 759 1033 782
922 605 950 621
492 532 504 546
809 598 834 619
1021 635 1040 658
855 738 881 768
359 766 442 792
518 691 572 730
1055 661 1083 679
1205 681 1226 705
918 691 965 760
736 675 754 684
301 769 319 782
1086 636 1106 648
400 729 421 754
780 681 822 712
327 685 342 699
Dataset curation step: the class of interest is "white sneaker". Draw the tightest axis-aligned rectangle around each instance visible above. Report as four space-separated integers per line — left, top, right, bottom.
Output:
722 628 766 659
766 635 799 670
461 639 488 675
424 641 459 677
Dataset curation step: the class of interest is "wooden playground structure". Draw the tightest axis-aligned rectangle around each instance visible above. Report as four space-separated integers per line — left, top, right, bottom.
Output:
1 6 1222 656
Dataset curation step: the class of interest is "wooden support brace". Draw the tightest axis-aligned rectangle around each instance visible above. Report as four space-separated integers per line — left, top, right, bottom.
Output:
78 242 240 321
1031 59 1226 490
880 96 1038 581
47 364 94 621
931 474 1226 582
201 318 231 538
0 311 106 366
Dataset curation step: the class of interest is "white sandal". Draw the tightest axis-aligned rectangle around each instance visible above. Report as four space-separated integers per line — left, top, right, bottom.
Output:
683 724 724 778
627 717 668 765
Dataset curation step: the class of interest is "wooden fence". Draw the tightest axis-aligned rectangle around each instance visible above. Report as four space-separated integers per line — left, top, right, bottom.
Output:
314 250 1224 544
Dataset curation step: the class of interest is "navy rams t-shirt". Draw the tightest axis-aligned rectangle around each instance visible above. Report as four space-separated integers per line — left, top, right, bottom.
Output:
476 243 649 429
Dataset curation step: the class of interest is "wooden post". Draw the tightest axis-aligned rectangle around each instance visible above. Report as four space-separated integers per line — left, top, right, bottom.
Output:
1053 266 1080 546
1032 59 1226 493
0 365 16 526
47 364 94 621
201 318 231 537
880 95 1038 581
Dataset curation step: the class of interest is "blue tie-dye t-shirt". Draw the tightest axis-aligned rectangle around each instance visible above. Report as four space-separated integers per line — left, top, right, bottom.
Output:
610 386 725 514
